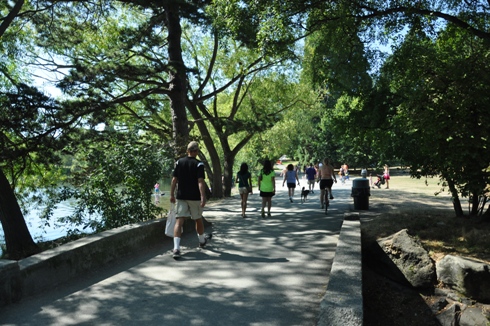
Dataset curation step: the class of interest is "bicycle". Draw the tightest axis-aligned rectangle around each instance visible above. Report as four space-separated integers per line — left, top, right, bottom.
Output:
324 188 329 215
322 180 336 215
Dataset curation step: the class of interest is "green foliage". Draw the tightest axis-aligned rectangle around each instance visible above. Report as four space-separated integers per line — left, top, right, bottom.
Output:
51 131 173 232
388 25 490 204
257 83 324 164
207 0 301 56
301 15 376 168
302 19 372 97
0 82 73 188
3 0 490 255
329 22 490 214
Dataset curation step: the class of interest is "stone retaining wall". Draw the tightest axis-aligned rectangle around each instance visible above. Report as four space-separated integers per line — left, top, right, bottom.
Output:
0 219 165 306
317 213 363 326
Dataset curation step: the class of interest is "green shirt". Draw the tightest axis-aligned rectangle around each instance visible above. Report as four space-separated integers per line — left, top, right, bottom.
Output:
259 171 275 192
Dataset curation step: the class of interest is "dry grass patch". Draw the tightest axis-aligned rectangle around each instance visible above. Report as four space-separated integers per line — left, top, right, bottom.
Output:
362 174 490 263
362 211 490 263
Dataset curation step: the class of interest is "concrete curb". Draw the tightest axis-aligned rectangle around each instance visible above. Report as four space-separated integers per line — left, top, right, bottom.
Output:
0 259 21 306
0 218 166 306
317 214 363 326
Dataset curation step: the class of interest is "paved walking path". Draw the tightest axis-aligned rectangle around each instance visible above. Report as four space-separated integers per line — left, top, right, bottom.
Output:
0 176 356 326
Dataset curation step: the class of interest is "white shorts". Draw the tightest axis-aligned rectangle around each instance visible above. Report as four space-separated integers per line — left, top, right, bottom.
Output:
175 200 203 220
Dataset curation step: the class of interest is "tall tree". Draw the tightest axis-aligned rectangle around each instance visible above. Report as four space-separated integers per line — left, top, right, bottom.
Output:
37 2 305 198
380 24 490 216
0 0 23 38
0 80 108 258
184 28 307 196
329 23 490 217
300 15 374 167
210 1 490 44
0 0 127 259
163 1 191 155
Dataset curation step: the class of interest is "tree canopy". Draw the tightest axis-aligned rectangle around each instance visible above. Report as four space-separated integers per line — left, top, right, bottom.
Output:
2 0 490 259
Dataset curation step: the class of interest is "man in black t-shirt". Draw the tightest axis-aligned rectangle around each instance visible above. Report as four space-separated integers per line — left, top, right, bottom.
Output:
169 141 207 258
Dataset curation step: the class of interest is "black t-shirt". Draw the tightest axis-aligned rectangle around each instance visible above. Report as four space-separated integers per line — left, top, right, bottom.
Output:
172 156 205 200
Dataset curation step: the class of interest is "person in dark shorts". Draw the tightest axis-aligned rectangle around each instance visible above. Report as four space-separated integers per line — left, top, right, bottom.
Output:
317 158 337 209
236 162 253 218
282 163 300 202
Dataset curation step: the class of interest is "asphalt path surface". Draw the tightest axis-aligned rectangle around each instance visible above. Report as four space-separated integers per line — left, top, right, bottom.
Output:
0 176 356 326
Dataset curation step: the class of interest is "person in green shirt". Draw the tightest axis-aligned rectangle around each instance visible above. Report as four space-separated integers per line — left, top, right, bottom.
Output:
258 159 276 218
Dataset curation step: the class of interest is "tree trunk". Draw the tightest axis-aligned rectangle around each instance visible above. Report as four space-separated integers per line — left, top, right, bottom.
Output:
206 149 223 198
470 191 480 216
447 178 464 217
0 0 24 38
165 3 188 157
221 135 254 197
0 168 40 260
187 102 223 198
482 205 490 222
223 154 235 197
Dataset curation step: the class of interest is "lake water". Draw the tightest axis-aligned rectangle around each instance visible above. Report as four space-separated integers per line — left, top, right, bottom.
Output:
0 183 172 256
0 199 95 257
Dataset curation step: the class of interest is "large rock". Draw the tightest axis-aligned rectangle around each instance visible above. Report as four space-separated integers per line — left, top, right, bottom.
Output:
436 303 459 326
432 287 490 326
459 306 490 326
437 255 490 303
377 229 436 288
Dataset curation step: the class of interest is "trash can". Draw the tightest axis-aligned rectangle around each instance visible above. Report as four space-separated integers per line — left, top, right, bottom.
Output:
351 178 370 210
361 169 367 178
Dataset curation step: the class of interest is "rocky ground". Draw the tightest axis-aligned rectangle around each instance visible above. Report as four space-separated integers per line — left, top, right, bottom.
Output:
362 258 440 326
362 244 490 326
360 174 459 326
